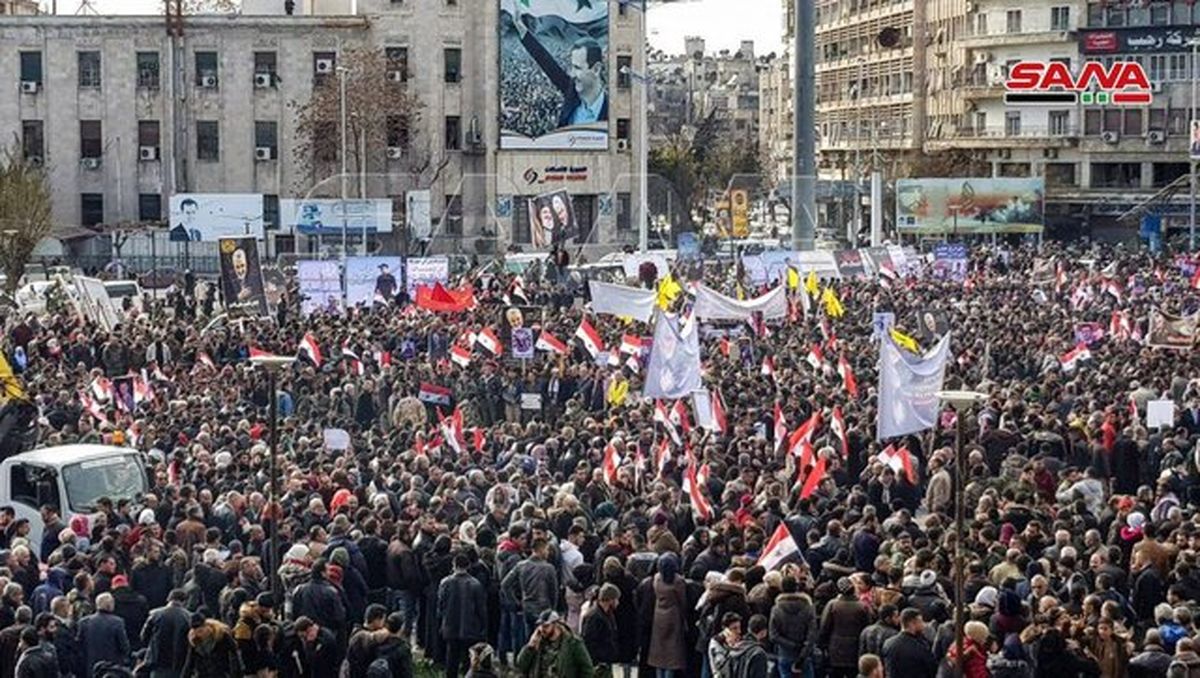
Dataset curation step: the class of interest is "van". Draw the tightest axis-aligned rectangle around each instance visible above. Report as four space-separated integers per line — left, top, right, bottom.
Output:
0 445 149 550
103 280 144 312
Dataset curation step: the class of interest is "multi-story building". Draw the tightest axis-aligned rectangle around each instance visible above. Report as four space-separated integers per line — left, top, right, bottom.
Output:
0 0 646 266
0 0 38 15
648 37 762 143
758 51 792 185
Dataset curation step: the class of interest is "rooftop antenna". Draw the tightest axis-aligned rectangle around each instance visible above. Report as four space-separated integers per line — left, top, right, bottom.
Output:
74 0 98 14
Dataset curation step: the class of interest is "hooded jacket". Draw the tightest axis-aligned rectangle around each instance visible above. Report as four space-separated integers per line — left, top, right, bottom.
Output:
180 620 242 678
769 593 816 661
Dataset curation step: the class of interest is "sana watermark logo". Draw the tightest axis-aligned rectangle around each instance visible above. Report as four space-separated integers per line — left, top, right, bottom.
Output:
1004 60 1152 106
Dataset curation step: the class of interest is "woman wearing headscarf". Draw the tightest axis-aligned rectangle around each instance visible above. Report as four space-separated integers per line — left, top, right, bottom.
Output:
646 553 689 678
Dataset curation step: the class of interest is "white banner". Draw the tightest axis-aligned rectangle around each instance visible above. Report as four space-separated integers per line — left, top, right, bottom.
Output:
588 280 657 323
169 194 264 242
693 284 787 321
297 260 343 316
281 199 394 235
406 257 450 295
407 191 432 240
877 332 951 441
643 311 702 400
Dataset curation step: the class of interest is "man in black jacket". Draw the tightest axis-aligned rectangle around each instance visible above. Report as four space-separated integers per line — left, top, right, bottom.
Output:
509 2 608 130
278 617 339 678
438 553 487 678
881 608 938 678
109 576 148 651
290 560 348 644
77 593 130 678
141 589 192 678
14 623 57 678
580 583 620 667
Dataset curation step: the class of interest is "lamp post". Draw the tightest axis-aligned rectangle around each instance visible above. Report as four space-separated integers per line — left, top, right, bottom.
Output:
936 389 987 678
338 65 350 262
250 354 296 601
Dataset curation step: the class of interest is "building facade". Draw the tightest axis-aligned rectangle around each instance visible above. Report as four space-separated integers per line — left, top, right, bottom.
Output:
648 37 762 144
0 0 646 267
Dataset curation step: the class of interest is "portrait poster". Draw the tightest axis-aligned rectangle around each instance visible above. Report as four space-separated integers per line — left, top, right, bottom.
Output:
170 194 265 242
297 260 344 316
527 189 577 248
1147 310 1198 349
218 238 269 318
345 257 403 308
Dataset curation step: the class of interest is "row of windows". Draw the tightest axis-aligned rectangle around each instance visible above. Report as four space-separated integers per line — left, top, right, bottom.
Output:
994 162 1189 190
968 108 1190 138
1085 1 1200 28
975 7 1072 35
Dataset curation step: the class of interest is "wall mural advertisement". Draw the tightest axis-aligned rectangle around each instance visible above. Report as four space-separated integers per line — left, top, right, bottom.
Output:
499 0 609 150
896 178 1045 235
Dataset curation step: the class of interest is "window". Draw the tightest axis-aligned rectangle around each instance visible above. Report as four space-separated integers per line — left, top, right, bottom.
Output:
1084 109 1102 135
254 51 277 77
313 51 336 85
1004 111 1021 136
386 47 408 82
443 194 462 236
574 195 597 243
78 51 101 88
81 194 104 228
1151 2 1170 24
975 12 987 35
998 163 1031 178
1092 162 1141 189
1087 2 1104 27
1006 10 1021 33
1049 110 1070 136
617 118 631 142
138 120 160 148
1105 5 1125 26
1153 163 1189 187
1044 163 1077 187
387 115 410 149
1169 108 1189 135
196 121 219 161
255 121 278 156
137 52 160 89
194 51 218 87
444 48 461 83
138 194 162 222
263 195 280 230
1149 108 1167 131
617 192 632 231
21 121 43 161
1051 6 1070 30
80 120 102 159
19 51 42 85
445 115 461 150
1103 108 1122 132
617 55 632 88
1123 108 1143 135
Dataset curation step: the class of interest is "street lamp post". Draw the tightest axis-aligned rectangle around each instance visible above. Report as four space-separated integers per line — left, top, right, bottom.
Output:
250 354 296 601
937 389 987 678
1191 39 1198 251
338 66 350 262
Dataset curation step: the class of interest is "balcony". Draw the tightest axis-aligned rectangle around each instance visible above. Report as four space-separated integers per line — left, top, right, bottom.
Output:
925 125 1079 151
958 28 1075 49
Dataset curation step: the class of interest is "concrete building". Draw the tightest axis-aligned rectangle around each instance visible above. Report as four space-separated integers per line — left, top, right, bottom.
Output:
758 52 792 185
0 0 646 268
648 37 762 143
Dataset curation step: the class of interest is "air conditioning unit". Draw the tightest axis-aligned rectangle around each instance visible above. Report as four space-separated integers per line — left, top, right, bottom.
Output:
617 138 630 152
20 81 38 94
388 71 405 83
200 74 218 88
973 51 992 65
315 58 334 74
1101 130 1120 144
254 73 273 89
1147 130 1166 144
81 157 101 170
1043 148 1059 159
139 146 158 161
467 130 482 147
1150 82 1164 93
386 146 403 159
255 147 273 160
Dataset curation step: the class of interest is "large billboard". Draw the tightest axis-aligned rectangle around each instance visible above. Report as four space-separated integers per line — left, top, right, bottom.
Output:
280 199 393 236
218 237 269 317
499 0 609 151
169 194 264 242
345 257 403 308
297 260 343 316
527 189 577 248
896 178 1044 235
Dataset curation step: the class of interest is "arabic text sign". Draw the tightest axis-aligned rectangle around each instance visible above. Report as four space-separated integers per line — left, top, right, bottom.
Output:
281 199 394 235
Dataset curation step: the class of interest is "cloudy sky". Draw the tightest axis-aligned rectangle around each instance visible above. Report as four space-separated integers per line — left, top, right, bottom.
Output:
65 0 784 57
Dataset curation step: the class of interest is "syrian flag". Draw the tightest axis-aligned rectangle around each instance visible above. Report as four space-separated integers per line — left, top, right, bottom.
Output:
575 317 604 358
196 352 216 372
879 263 899 283
624 354 641 373
79 391 107 423
602 442 622 486
619 334 644 356
418 382 453 406
476 327 503 356
438 407 466 455
838 355 858 399
880 444 918 484
1101 279 1123 303
831 405 849 458
670 400 691 436
806 344 825 370
655 400 682 445
450 344 472 368
761 355 776 379
536 331 568 355
711 388 728 435
248 346 280 359
509 275 530 304
697 463 710 490
654 438 671 477
1060 343 1092 372
299 333 323 367
683 458 712 521
341 343 361 363
794 439 815 474
757 523 800 571
374 350 392 368
348 359 365 376
773 402 788 456
799 456 828 499
788 412 823 455
472 427 486 453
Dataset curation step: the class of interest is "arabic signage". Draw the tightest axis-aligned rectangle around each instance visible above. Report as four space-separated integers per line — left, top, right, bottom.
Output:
523 165 590 185
1081 27 1200 54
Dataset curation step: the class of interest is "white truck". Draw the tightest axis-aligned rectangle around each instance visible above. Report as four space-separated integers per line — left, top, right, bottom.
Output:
0 445 149 549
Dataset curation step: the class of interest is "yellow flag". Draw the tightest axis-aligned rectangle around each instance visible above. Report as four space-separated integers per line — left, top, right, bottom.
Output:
787 267 800 291
804 270 819 297
607 379 629 407
735 283 746 301
0 351 26 402
821 286 844 319
889 327 921 354
657 274 682 310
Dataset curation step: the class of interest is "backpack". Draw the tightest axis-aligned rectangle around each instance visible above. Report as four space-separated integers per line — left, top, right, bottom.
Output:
366 657 392 678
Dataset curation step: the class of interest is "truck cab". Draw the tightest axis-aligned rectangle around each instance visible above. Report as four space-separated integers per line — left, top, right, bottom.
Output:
0 445 149 550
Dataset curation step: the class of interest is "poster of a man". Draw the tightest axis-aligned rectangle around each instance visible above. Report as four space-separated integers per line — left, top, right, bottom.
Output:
169 199 203 242
500 0 609 150
218 237 270 317
169 194 266 242
375 263 398 303
527 189 576 249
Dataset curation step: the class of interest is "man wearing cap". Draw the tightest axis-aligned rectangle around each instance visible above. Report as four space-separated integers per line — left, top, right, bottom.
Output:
109 575 148 651
515 610 593 678
141 589 192 678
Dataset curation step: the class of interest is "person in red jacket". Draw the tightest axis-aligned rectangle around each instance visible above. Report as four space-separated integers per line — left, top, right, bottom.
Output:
947 620 992 678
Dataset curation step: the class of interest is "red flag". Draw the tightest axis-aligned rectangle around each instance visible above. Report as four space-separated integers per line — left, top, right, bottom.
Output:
719 336 731 358
761 355 775 379
536 331 568 355
758 524 799 571
654 438 671 477
773 402 788 456
438 407 466 455
788 412 823 455
602 442 621 485
619 335 644 356
838 355 858 399
450 344 472 368
800 456 827 499
476 327 503 356
894 446 918 484
654 400 682 445
248 346 278 359
831 405 849 458
1128 395 1138 420
671 400 691 435
711 389 728 434
298 333 323 367
806 344 825 370
684 458 711 521
473 427 485 453
575 317 604 357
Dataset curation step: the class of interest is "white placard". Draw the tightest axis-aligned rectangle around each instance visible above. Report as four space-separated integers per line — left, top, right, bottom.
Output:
520 393 543 411
1147 399 1176 429
323 428 351 451
692 390 717 431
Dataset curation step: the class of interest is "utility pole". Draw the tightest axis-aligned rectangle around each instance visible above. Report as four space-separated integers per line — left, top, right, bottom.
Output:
791 0 816 251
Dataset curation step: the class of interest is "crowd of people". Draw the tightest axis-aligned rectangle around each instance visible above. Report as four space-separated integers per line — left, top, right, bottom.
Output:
0 242 1197 678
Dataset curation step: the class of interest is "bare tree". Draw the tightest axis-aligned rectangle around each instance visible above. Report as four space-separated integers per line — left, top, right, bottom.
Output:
163 0 239 14
0 145 52 295
290 48 426 192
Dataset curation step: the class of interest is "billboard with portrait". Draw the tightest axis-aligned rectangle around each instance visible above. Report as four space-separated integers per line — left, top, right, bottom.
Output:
896 178 1044 234
280 199 393 236
499 0 609 150
218 238 269 317
297 260 343 316
346 257 403 308
169 194 264 242
527 189 577 248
